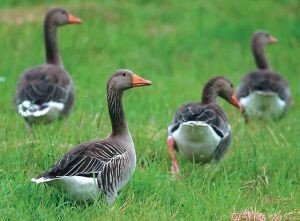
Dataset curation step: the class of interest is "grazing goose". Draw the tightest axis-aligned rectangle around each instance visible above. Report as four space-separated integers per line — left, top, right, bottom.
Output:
15 8 81 126
237 31 291 121
167 77 241 173
31 69 152 203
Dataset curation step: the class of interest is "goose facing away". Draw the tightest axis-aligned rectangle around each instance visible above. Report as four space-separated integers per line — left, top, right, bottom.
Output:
31 69 152 203
167 76 241 173
237 31 291 121
15 8 81 126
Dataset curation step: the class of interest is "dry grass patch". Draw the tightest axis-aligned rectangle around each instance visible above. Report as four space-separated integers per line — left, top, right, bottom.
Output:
232 209 300 221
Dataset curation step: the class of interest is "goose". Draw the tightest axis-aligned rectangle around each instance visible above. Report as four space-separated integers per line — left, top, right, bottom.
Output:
14 8 81 127
167 77 241 173
31 69 152 203
237 31 291 121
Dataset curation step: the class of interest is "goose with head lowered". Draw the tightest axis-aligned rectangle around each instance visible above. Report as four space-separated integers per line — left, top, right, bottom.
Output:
237 31 291 121
15 8 81 127
31 69 152 203
167 76 241 174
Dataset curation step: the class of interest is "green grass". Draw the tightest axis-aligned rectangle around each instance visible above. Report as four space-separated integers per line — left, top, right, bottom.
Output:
0 0 300 220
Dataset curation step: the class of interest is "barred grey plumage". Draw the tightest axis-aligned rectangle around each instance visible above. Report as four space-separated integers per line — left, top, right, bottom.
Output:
237 31 291 121
14 8 81 126
31 69 151 203
167 76 241 173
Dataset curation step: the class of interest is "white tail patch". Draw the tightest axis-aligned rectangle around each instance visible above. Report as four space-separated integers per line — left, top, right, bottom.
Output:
240 91 286 119
31 175 100 201
31 176 57 184
173 121 222 162
17 100 64 120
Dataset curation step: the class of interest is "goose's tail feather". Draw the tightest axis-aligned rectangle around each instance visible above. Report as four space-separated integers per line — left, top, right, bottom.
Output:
17 100 64 118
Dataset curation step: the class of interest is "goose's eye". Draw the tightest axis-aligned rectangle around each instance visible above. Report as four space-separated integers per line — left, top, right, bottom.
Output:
122 73 127 77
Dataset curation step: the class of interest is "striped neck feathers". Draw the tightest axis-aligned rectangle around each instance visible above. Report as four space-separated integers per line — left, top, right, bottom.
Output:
44 18 63 67
252 38 269 70
107 87 129 136
201 81 218 104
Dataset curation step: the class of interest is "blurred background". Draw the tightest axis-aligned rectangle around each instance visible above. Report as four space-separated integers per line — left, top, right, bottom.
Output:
0 1 299 220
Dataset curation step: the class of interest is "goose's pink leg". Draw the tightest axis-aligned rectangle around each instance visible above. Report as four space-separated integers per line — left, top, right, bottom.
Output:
167 136 180 173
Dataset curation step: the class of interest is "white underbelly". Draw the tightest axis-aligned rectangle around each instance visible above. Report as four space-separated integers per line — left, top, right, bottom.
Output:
240 91 286 119
49 176 99 201
172 121 221 162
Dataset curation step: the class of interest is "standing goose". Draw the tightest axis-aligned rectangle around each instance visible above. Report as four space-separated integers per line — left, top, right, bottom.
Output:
237 31 291 121
31 69 152 203
15 8 81 126
167 77 241 173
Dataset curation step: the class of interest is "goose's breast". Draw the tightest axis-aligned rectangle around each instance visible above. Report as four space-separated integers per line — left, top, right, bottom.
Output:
172 121 222 162
240 91 286 118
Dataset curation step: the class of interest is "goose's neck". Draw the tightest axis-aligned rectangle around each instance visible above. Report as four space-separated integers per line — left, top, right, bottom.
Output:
107 87 130 137
252 40 269 70
44 20 63 67
201 85 217 104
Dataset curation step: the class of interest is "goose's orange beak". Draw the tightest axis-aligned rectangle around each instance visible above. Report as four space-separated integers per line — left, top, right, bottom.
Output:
230 93 242 111
131 74 152 87
68 14 82 24
269 35 278 44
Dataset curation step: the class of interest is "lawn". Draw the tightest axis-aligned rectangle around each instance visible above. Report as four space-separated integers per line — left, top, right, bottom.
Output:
0 0 299 220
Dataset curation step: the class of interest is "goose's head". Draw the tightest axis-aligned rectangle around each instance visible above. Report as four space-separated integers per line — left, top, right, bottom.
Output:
45 8 82 26
108 69 152 91
204 76 241 110
252 31 278 46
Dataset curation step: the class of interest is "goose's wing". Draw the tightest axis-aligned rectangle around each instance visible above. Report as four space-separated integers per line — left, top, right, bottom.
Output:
237 70 291 104
169 102 230 139
214 130 232 161
36 140 128 179
15 65 73 106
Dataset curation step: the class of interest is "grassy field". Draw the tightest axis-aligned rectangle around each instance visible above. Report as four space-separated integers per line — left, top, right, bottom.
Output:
0 0 299 220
